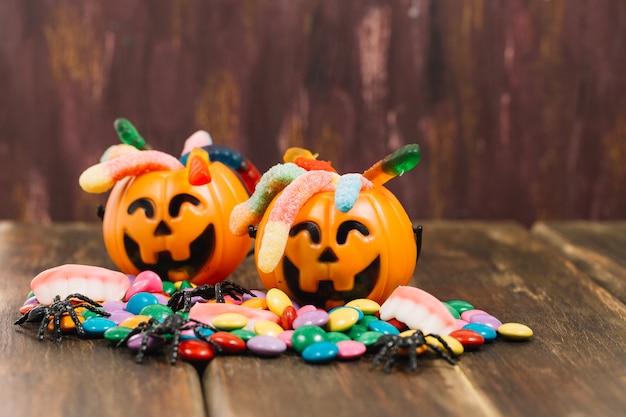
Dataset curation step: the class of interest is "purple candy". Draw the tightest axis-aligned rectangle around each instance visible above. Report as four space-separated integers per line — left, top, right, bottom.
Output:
246 335 287 357
242 290 267 301
460 309 487 322
108 310 134 324
102 300 126 313
469 313 503 330
153 293 169 304
292 310 329 329
126 333 167 351
22 296 39 307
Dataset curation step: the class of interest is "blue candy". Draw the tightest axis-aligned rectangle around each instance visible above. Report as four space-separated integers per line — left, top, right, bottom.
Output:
367 319 400 335
463 323 497 342
82 317 117 337
302 341 339 364
125 292 159 315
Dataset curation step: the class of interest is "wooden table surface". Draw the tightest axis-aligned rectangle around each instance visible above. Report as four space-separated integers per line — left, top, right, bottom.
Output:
1 220 625 417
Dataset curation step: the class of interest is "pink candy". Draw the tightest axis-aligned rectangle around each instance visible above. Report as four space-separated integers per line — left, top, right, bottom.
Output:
124 271 163 301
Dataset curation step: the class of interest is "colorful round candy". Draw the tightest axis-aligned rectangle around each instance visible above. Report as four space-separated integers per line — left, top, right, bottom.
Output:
302 341 339 364
498 322 533 340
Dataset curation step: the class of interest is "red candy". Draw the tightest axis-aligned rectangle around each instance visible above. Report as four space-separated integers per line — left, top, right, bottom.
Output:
177 339 216 361
209 331 246 353
385 318 408 332
280 305 297 330
449 329 484 349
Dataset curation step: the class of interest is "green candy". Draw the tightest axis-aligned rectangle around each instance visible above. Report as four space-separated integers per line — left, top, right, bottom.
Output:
114 118 151 150
356 331 383 347
230 329 257 342
442 302 461 319
103 326 133 344
346 324 368 340
292 325 327 354
161 281 177 296
178 281 193 290
382 144 420 175
80 307 106 320
358 315 379 327
325 332 351 344
140 304 174 320
446 299 475 314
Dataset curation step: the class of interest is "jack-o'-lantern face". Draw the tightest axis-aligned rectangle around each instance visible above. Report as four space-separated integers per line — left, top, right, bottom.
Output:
255 187 417 309
103 160 252 285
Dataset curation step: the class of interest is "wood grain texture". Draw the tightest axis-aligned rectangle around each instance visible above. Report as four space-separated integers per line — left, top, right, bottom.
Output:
204 221 626 417
1 1 626 225
532 221 626 304
0 222 206 417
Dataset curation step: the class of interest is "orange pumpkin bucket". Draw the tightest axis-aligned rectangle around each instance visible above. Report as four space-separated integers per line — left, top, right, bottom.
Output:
230 145 421 309
80 123 258 286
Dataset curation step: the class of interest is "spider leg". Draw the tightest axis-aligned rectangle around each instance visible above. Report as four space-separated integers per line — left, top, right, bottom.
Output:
66 293 103 308
169 328 182 365
134 331 153 363
425 334 458 365
52 311 63 342
383 343 401 373
182 292 195 313
190 323 223 353
117 325 143 348
372 338 395 368
215 283 224 303
66 305 86 336
407 339 420 372
37 311 52 341
76 302 111 318
371 343 389 366
220 281 255 302
166 292 182 311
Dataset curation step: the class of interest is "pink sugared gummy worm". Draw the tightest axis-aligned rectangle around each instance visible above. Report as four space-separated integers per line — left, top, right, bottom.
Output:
79 150 184 193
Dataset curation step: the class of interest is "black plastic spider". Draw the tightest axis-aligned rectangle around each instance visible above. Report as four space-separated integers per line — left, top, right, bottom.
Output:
167 280 255 313
14 293 110 342
117 313 221 365
372 330 458 373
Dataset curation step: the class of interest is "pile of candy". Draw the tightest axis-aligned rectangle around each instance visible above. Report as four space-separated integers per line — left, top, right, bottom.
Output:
16 266 533 372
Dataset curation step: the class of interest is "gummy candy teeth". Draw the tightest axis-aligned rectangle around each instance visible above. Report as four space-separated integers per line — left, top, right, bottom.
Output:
378 286 460 335
30 264 130 305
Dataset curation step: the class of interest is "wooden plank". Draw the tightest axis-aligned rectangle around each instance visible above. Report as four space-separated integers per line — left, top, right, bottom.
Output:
532 221 626 304
203 221 626 417
0 222 206 417
3 2 626 226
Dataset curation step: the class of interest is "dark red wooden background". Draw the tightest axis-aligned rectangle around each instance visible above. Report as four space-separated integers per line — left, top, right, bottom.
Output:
1 0 625 226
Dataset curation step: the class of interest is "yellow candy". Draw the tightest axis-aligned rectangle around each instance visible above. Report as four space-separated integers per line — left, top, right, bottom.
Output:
254 319 284 337
207 299 235 304
212 313 248 330
173 281 197 290
119 315 151 329
396 329 427 355
328 307 360 332
425 335 464 356
498 322 533 340
266 288 293 316
241 298 268 310
345 298 380 315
